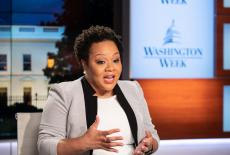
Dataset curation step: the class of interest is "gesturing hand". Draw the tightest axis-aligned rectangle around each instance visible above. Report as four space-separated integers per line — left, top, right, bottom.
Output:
133 131 154 155
82 116 124 152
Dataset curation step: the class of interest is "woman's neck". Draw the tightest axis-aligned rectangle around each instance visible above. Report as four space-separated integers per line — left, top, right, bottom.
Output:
84 76 114 98
94 90 114 98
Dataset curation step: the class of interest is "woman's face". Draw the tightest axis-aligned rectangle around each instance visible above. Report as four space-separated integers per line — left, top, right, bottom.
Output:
83 40 122 97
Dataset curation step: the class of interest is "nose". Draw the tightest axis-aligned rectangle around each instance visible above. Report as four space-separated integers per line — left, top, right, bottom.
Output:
105 62 114 72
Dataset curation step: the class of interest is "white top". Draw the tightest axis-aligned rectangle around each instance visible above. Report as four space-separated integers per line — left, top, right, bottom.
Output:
92 95 134 155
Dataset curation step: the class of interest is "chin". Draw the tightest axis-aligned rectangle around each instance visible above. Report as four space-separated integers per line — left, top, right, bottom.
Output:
103 84 116 91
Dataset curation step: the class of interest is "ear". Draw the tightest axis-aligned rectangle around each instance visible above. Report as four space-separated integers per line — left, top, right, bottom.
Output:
81 59 87 71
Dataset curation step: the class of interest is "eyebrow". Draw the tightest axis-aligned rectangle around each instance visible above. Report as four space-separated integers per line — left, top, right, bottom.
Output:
94 51 120 57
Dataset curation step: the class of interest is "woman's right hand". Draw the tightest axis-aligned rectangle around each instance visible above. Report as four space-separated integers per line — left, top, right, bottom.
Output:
82 116 124 152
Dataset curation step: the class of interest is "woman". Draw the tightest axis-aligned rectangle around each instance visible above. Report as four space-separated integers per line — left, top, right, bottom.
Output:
38 25 159 155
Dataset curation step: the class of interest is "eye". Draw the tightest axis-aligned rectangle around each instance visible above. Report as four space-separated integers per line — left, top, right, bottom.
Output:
96 60 105 64
113 58 120 63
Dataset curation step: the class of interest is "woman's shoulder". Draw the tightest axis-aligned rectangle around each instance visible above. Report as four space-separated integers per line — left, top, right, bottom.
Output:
117 80 141 92
118 80 139 86
117 80 144 100
50 77 83 93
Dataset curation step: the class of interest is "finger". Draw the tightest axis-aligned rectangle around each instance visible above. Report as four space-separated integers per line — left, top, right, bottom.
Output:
103 147 119 153
101 128 120 136
140 145 148 153
101 136 112 143
135 143 147 153
142 138 151 147
103 141 124 148
142 135 153 152
106 136 123 142
91 115 100 129
145 130 152 138
99 135 124 146
144 131 154 148
133 150 144 155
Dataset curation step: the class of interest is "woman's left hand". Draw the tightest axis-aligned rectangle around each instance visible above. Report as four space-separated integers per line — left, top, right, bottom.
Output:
133 131 154 155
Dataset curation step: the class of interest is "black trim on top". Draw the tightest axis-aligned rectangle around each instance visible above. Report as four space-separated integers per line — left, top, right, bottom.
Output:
81 77 97 128
81 77 97 155
114 84 138 146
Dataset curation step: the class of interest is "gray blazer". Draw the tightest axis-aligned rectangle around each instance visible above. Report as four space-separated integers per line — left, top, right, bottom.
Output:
38 78 160 155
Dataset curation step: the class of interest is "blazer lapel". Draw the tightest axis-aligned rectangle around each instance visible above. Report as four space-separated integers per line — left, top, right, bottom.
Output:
114 85 138 146
81 78 97 128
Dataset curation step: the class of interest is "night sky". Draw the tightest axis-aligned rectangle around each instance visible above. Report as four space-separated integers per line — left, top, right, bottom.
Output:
0 0 63 25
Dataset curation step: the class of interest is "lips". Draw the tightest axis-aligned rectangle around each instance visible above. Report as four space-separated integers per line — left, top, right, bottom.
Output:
103 75 115 84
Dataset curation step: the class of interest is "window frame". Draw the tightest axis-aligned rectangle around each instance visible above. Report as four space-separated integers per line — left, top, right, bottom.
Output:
217 0 230 14
216 16 230 76
0 54 7 71
23 54 32 71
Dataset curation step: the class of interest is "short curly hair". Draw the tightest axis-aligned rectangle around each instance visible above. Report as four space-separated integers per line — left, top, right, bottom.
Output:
74 25 122 62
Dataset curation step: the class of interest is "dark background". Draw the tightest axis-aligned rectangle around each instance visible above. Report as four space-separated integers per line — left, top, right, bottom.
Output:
0 0 122 139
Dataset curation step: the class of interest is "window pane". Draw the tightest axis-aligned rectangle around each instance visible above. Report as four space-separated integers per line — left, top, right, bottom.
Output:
0 54 7 71
224 86 230 132
23 54 31 71
224 24 230 70
224 0 230 8
23 54 31 62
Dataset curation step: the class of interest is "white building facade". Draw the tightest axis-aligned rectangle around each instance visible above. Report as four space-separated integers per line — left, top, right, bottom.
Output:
0 25 64 109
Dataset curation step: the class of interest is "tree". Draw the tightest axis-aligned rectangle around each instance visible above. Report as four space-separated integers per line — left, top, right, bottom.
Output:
43 0 114 83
